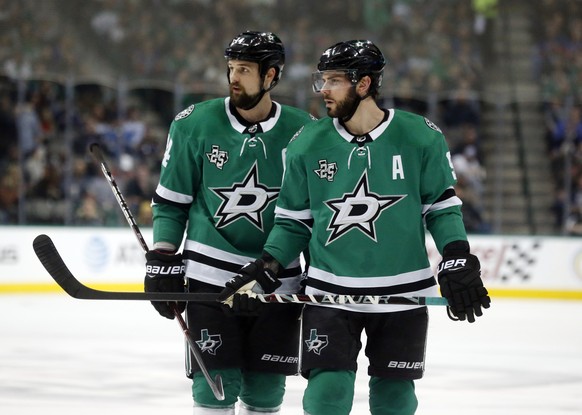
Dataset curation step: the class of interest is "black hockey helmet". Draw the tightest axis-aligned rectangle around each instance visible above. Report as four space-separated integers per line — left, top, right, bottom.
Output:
225 31 285 90
314 40 385 96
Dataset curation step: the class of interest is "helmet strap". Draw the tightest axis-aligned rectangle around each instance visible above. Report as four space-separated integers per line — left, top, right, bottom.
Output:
340 86 363 123
237 88 266 111
261 65 280 92
238 66 280 110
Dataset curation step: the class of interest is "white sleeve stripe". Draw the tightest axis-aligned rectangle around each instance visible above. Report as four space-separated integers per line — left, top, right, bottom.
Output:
155 184 193 204
274 206 313 220
424 196 463 215
422 185 462 215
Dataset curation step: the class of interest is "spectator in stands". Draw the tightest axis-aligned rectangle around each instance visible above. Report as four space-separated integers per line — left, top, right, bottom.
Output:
452 145 486 200
441 81 481 138
452 123 483 163
564 174 582 236
548 104 582 180
15 91 43 159
26 163 66 224
551 186 568 230
123 163 154 218
550 104 582 147
455 173 490 234
0 143 20 224
74 189 104 226
0 92 17 158
472 0 498 64
120 106 146 155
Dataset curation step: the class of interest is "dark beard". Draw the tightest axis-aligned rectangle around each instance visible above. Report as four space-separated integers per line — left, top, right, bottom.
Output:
230 86 263 110
327 87 359 119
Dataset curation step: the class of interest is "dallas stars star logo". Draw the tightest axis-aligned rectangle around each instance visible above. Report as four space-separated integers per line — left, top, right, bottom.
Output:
305 329 328 355
324 170 406 245
196 329 222 355
211 162 279 230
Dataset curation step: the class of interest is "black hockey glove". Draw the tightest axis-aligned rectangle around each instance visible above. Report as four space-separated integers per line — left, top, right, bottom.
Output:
217 257 282 315
437 242 491 323
144 250 186 320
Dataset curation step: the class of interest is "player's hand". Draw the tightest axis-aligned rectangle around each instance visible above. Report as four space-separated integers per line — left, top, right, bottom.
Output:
217 259 281 315
144 250 186 319
437 250 490 323
223 292 263 316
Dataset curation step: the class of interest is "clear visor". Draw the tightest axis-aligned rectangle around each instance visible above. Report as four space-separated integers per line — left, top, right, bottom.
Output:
312 70 357 93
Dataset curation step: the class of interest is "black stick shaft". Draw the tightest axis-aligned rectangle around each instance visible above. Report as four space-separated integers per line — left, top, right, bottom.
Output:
89 143 225 400
89 143 149 252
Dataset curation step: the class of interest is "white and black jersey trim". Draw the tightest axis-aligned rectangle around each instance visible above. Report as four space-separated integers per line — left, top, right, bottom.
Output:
303 266 438 312
422 187 462 217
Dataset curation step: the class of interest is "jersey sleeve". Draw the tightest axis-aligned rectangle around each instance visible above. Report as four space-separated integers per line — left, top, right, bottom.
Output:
421 130 468 254
152 118 201 248
263 143 312 267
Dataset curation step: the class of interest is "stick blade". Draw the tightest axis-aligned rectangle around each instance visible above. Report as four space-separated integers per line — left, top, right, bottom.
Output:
32 234 84 298
212 374 225 401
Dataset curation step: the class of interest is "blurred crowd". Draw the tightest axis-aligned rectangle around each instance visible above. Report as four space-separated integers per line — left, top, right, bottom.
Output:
533 0 582 234
1 0 492 232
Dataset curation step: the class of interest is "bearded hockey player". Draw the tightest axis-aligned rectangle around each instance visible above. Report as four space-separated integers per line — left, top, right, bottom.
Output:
219 39 490 415
144 31 315 414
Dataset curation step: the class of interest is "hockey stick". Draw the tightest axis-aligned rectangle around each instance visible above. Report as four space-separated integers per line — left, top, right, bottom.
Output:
32 234 448 307
89 143 149 252
89 143 225 401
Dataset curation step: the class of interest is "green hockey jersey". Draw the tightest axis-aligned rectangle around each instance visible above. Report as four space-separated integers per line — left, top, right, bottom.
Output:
264 109 468 312
152 97 315 291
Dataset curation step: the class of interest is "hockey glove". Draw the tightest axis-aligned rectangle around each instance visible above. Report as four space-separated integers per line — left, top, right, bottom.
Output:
437 242 491 323
217 258 281 315
144 250 186 319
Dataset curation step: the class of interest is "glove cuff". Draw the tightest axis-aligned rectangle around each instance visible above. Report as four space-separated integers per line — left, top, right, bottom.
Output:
146 249 183 262
255 266 281 294
443 240 470 256
260 251 281 276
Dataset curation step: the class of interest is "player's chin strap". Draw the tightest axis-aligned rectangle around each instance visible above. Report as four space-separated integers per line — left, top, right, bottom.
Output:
340 83 376 123
238 89 266 111
340 88 362 123
236 74 278 111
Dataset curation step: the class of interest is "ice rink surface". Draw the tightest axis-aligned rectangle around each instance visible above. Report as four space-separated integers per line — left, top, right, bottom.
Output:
1 295 581 414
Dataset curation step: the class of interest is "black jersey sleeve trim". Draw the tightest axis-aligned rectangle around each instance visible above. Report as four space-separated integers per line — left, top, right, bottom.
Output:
434 187 456 204
153 193 191 210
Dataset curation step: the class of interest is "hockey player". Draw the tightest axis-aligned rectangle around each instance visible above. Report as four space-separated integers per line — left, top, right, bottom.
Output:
218 40 491 414
144 31 315 414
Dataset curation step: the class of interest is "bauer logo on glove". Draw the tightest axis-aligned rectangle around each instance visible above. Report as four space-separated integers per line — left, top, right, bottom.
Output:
146 263 185 277
436 258 468 273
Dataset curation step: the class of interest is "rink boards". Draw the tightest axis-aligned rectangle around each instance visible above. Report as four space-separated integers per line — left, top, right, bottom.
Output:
1 226 582 300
